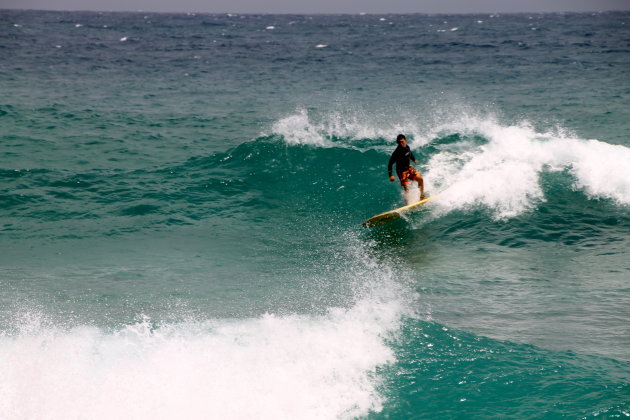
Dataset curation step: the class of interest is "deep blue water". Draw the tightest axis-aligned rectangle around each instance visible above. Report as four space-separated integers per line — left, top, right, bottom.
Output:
1 9 629 419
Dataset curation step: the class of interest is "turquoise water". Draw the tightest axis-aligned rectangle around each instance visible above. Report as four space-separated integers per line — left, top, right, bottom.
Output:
1 10 629 418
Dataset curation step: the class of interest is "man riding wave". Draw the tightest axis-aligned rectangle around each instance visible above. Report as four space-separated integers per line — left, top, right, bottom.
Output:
388 134 425 200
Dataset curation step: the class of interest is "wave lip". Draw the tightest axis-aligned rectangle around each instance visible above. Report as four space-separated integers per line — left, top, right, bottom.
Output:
268 108 427 149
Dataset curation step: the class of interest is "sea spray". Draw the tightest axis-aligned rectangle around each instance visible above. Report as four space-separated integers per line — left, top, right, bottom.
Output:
1 237 417 420
0 307 394 419
425 120 630 219
269 107 630 219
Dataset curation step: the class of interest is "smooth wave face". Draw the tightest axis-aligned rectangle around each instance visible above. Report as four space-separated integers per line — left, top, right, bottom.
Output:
378 319 629 419
1 10 630 420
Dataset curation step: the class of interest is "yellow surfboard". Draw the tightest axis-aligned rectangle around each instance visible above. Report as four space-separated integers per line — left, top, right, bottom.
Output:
362 195 435 227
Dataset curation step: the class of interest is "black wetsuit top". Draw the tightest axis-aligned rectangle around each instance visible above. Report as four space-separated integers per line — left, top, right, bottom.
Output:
388 144 416 177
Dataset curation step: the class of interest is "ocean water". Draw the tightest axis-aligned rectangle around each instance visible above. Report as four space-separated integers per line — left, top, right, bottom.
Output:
1 9 629 419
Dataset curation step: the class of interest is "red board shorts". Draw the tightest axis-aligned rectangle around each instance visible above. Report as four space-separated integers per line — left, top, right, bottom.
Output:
397 167 421 186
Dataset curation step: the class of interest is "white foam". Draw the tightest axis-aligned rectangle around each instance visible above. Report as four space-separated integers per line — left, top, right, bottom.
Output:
270 109 330 146
268 108 427 148
269 106 630 218
0 298 401 420
403 183 421 205
425 117 630 219
0 243 414 420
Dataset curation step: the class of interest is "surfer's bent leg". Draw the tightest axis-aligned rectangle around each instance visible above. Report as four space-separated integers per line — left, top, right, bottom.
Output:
417 173 425 199
409 167 425 199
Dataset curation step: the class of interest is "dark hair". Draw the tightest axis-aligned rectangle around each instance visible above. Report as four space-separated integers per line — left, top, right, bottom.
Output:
396 134 406 143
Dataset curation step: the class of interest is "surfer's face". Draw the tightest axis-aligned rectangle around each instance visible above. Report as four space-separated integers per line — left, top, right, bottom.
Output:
398 138 407 147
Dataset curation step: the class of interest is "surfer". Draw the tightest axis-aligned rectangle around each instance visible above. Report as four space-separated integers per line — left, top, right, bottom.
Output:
388 134 425 199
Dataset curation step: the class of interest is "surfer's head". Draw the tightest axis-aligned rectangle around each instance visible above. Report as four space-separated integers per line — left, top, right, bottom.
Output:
396 134 407 145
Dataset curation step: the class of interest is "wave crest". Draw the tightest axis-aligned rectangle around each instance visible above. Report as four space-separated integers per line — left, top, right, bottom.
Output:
267 107 630 220
428 120 630 219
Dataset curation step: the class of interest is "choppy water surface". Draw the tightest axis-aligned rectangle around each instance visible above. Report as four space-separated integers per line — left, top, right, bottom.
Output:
1 10 629 419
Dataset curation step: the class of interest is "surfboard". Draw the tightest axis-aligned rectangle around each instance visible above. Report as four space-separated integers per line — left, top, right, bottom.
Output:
362 195 435 227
